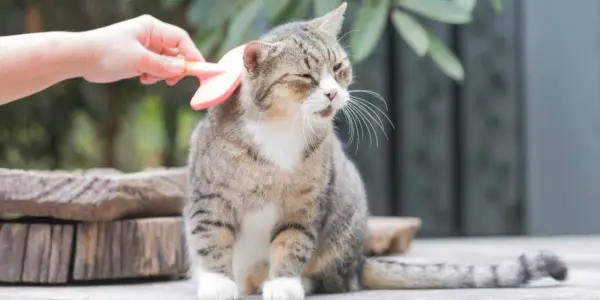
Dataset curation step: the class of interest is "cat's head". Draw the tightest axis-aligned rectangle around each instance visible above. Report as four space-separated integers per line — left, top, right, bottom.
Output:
240 3 352 124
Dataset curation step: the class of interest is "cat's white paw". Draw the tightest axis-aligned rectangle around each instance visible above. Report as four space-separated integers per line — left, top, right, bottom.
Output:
262 277 305 300
196 271 240 300
300 277 315 294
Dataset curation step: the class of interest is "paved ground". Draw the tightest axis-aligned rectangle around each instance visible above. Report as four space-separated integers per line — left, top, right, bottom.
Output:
2 236 600 300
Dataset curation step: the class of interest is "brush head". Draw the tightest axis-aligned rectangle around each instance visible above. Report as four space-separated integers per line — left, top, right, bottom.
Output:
189 44 246 110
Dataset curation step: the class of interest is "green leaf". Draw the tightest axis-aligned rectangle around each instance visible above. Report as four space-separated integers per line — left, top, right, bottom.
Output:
427 31 464 81
162 0 186 10
194 28 223 59
489 0 503 14
391 9 429 56
186 0 235 28
350 0 390 63
221 0 264 52
186 0 210 27
399 0 472 24
271 0 311 26
265 0 292 21
453 0 476 12
313 0 343 17
205 1 238 27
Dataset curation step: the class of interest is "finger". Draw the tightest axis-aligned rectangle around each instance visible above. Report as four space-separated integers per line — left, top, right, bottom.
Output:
166 75 184 86
162 47 180 57
140 73 161 85
136 49 186 79
150 20 204 62
140 74 151 85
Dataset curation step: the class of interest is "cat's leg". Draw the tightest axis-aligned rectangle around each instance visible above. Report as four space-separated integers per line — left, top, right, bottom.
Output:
262 216 316 300
186 191 238 300
245 264 315 295
304 205 367 294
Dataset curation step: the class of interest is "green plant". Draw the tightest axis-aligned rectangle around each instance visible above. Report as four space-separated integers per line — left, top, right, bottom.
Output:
386 0 502 81
165 0 502 82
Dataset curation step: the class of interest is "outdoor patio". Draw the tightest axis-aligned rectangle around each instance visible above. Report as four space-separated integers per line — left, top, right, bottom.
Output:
2 235 599 300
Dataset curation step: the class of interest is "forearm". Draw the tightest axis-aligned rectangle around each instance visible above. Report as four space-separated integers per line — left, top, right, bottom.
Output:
0 31 91 105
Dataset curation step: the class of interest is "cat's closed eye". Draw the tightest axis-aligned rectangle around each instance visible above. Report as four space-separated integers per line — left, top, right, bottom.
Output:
294 74 317 85
296 74 313 79
333 63 342 72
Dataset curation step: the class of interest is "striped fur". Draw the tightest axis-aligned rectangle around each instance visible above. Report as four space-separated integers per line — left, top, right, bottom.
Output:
362 251 567 289
184 3 568 300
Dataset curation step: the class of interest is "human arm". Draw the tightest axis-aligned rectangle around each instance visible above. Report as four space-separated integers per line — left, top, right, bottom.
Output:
0 15 204 105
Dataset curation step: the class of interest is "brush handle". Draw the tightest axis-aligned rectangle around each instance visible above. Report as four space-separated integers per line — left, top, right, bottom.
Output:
184 61 227 79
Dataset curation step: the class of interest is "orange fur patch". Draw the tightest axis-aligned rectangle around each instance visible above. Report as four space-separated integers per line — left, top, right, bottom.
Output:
264 106 289 119
242 261 269 294
271 229 296 263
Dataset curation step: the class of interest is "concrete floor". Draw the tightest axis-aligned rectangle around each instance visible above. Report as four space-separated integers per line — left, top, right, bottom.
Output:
2 236 600 300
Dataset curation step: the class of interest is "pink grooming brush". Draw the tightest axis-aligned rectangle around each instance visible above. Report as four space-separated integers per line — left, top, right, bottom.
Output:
185 44 246 110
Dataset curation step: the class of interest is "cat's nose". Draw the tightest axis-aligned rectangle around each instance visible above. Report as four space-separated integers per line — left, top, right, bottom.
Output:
324 91 337 101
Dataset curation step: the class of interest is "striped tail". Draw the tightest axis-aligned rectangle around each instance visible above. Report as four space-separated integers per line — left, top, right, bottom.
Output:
361 250 568 289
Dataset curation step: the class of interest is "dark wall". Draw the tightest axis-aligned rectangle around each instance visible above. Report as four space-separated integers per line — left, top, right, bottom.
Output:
338 1 525 237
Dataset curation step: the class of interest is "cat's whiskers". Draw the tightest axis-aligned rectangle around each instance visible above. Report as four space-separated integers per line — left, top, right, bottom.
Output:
350 96 391 140
340 107 356 148
300 112 310 148
341 104 364 153
305 109 319 146
346 102 375 148
293 110 309 149
349 89 389 110
305 113 317 147
343 89 396 150
351 96 394 129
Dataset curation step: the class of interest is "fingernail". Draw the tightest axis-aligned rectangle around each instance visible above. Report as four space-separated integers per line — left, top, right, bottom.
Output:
168 58 186 73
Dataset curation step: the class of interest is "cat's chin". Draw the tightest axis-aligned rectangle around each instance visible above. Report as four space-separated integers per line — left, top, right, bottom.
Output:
315 105 334 118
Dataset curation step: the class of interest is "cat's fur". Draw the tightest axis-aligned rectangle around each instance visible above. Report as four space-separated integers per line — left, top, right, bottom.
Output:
184 3 568 300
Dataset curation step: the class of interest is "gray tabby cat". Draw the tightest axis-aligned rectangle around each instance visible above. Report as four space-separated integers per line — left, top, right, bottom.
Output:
184 3 568 300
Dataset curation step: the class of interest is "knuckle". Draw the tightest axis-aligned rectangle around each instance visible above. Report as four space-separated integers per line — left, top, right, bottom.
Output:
138 14 156 24
171 25 189 39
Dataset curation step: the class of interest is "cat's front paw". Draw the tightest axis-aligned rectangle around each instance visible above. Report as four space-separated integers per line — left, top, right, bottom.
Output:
262 277 305 300
196 271 240 300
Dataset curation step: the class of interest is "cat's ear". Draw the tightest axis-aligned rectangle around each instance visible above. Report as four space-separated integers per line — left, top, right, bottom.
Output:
243 41 283 71
309 2 347 37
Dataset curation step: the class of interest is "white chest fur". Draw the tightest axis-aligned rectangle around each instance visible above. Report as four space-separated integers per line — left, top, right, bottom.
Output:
232 204 279 285
243 120 307 172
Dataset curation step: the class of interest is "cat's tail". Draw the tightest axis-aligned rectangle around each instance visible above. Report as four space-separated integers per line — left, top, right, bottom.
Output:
361 250 568 289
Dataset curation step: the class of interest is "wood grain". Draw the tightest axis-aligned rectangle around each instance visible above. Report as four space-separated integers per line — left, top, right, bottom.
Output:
365 217 421 256
48 225 74 283
72 217 189 281
0 223 28 282
0 167 186 222
0 223 73 283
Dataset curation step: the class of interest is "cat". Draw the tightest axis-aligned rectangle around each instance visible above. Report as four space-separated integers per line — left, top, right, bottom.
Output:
184 3 568 300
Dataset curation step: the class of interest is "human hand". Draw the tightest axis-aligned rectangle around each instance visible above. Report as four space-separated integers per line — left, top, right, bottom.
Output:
79 15 204 85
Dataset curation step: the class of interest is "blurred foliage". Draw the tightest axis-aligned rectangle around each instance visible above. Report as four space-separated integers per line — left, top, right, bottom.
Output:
0 0 500 171
0 0 201 171
175 0 503 81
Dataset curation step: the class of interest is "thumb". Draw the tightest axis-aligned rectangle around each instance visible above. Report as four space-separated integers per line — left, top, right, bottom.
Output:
136 49 186 79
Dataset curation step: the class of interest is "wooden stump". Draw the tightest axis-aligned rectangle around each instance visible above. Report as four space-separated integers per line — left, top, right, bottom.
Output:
0 217 188 284
0 168 186 222
73 217 188 281
365 217 422 255
0 223 73 283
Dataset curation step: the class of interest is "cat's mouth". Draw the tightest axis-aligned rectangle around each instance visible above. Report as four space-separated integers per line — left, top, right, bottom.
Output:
316 106 334 118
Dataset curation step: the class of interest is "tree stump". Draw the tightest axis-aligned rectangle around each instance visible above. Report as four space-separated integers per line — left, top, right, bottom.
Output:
0 223 73 283
72 217 188 281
